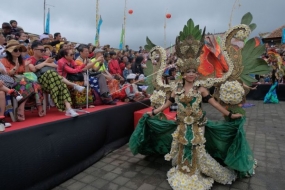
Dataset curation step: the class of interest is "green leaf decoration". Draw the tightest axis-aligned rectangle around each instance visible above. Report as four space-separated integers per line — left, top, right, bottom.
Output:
178 19 202 41
249 23 257 31
240 38 271 85
241 12 253 25
144 37 156 51
240 74 257 86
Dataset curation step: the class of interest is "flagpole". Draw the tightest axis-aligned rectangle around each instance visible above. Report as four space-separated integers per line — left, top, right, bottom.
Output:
164 9 167 49
123 0 127 49
43 0 46 33
95 0 100 46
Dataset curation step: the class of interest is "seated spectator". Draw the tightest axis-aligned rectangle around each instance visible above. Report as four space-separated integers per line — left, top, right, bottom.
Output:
0 79 23 130
108 51 122 77
120 56 128 72
27 41 84 117
77 46 115 105
123 62 132 80
121 73 144 102
1 40 44 121
132 56 145 76
0 32 6 58
57 49 94 108
43 45 53 57
103 52 110 71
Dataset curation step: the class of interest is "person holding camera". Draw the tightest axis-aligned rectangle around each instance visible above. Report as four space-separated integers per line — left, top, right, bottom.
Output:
76 46 116 105
58 49 94 108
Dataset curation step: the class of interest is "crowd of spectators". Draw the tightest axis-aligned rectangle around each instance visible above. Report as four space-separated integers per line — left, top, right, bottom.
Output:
0 20 151 131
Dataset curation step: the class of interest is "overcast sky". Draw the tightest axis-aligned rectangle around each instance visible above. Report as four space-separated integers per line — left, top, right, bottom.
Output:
1 0 283 50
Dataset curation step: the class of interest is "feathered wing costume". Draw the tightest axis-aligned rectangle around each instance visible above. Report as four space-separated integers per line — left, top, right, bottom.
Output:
129 13 269 190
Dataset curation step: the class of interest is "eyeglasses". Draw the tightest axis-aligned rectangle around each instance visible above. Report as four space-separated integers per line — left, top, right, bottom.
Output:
35 49 46 53
13 48 22 53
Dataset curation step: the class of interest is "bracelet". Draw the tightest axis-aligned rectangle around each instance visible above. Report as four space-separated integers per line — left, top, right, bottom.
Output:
152 109 157 116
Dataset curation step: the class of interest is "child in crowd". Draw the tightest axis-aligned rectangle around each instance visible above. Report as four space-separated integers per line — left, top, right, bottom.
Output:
121 73 144 102
123 62 132 80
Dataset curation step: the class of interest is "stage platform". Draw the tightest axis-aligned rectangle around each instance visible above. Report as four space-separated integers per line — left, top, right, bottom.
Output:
0 100 150 190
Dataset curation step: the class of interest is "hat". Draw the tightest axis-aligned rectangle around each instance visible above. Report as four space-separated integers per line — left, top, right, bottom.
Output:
39 34 49 41
126 73 136 79
44 45 53 50
94 48 104 53
5 40 27 53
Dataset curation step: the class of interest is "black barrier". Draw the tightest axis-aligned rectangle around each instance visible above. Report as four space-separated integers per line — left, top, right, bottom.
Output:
0 100 150 190
209 84 285 101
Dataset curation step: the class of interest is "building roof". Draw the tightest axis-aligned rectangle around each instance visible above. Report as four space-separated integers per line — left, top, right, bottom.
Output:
262 25 285 39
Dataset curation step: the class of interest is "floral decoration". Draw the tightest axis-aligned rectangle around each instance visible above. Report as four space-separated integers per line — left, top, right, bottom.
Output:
219 80 245 105
150 90 166 108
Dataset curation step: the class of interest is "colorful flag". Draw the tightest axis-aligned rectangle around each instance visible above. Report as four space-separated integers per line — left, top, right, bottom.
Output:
45 8 50 34
119 25 125 50
282 28 285 44
95 15 103 46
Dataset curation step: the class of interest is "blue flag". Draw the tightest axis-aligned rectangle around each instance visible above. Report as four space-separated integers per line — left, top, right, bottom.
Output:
282 28 285 44
119 25 124 50
45 8 50 34
95 15 103 46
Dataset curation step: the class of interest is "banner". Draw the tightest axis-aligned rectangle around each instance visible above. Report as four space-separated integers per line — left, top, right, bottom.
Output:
95 15 103 46
282 28 285 44
45 8 50 34
119 25 124 50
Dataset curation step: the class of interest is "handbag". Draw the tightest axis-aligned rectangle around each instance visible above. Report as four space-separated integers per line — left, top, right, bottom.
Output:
64 63 84 82
0 74 15 88
35 59 56 78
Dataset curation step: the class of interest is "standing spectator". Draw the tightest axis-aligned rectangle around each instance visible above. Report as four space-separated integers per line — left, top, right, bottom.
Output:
54 32 64 53
9 20 18 34
0 32 6 58
1 23 12 38
125 45 129 52
138 46 143 53
39 34 50 45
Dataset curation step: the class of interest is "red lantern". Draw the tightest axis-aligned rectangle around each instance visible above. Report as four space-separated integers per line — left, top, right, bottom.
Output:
128 9 133 14
166 13 171 19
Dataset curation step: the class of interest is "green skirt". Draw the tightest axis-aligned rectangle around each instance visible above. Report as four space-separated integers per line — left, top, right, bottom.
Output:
129 114 255 178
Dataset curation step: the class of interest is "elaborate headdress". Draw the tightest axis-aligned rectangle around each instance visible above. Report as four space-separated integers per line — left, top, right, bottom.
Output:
146 12 270 110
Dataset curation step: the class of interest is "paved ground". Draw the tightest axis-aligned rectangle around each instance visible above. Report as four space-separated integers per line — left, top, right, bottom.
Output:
53 100 285 190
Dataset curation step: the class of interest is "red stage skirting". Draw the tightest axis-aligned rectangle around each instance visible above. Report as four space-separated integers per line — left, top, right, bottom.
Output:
134 107 176 127
4 102 128 133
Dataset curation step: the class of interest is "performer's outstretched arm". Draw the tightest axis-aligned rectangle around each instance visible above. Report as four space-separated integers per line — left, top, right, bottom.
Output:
148 91 175 116
199 86 242 119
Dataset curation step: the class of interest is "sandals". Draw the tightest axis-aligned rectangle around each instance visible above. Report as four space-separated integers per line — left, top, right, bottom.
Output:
15 107 25 121
37 106 45 117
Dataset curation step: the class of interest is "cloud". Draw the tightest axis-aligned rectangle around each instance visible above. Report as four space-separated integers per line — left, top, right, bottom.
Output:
1 0 284 50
